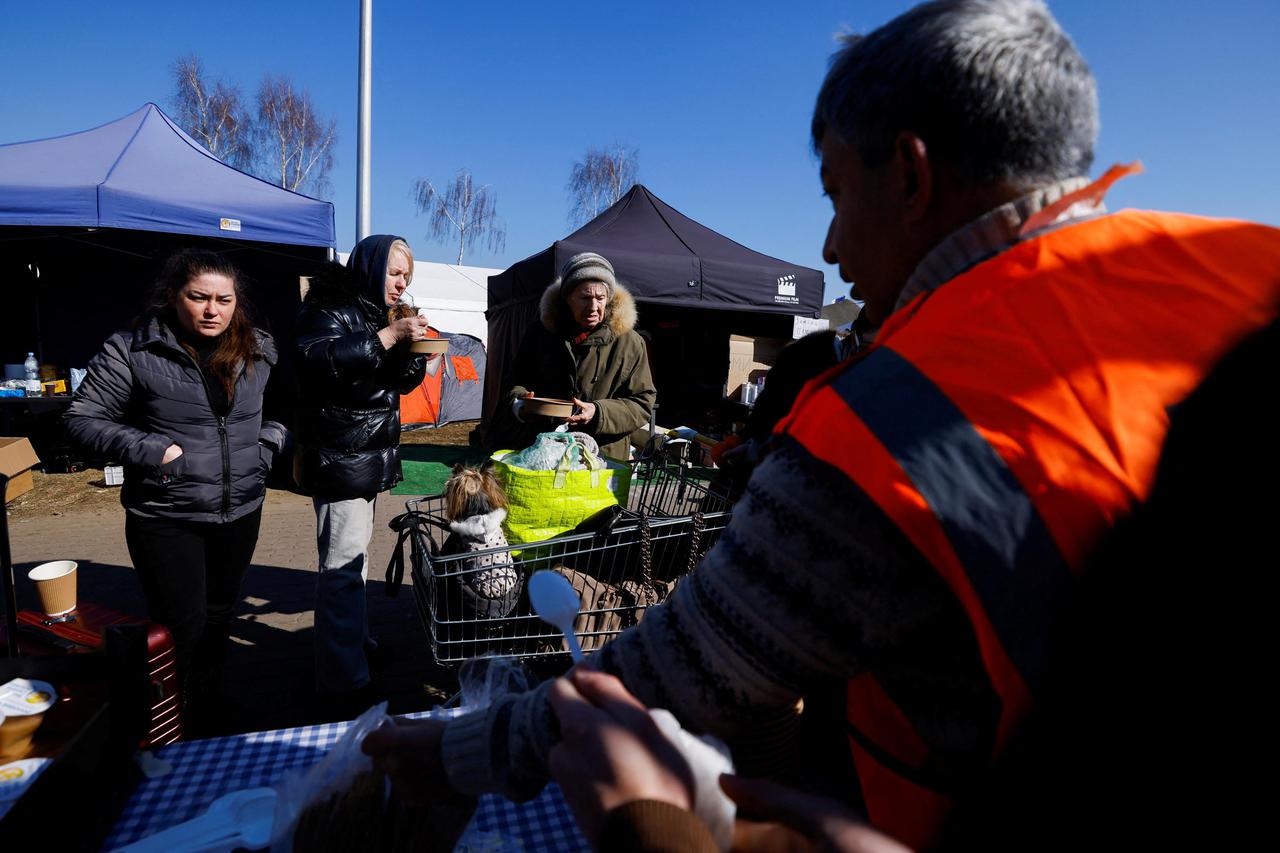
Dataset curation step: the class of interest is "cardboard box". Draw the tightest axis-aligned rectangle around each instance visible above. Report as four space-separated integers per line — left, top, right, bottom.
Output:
726 335 788 400
1 436 42 503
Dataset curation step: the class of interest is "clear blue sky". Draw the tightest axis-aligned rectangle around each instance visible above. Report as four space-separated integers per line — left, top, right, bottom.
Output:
3 1 1278 304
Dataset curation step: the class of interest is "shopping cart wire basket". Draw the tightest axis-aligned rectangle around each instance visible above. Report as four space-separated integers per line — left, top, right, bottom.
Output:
384 457 734 664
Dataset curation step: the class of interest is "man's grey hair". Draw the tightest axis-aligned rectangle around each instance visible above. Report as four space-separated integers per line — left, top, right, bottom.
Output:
812 0 1098 186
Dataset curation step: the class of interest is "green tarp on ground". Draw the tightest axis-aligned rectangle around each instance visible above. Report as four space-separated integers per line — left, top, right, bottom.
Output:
391 445 489 496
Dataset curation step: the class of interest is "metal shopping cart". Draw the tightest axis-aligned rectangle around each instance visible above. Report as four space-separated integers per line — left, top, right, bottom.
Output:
384 449 734 665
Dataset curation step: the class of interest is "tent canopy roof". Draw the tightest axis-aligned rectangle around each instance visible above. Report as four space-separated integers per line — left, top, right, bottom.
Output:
0 103 335 248
489 184 822 317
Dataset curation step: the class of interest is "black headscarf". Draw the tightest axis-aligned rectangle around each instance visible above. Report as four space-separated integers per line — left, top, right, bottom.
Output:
346 234 407 326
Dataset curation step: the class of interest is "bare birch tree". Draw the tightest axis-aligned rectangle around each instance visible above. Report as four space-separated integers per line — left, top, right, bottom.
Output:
254 75 338 197
566 145 639 226
170 55 252 168
414 170 506 264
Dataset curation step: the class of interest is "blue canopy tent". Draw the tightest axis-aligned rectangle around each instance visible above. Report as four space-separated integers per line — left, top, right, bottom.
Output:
0 102 334 246
0 103 334 398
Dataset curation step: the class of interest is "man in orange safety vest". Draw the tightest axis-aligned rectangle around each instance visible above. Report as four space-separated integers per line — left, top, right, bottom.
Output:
364 3 1280 849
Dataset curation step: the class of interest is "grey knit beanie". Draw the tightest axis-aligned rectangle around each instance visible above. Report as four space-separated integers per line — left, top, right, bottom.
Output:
558 252 617 300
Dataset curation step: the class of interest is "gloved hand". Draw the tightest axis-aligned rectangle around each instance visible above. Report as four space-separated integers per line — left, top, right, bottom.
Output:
512 397 526 422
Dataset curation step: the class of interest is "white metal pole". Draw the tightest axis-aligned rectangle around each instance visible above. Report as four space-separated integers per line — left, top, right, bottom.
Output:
356 0 373 243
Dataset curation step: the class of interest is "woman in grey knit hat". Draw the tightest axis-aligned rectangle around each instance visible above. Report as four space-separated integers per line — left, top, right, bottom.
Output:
488 251 656 461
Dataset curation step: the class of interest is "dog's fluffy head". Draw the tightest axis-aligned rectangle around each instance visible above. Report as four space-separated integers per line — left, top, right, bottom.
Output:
444 461 507 520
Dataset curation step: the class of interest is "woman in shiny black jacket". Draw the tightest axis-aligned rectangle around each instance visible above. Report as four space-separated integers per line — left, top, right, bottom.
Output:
295 234 429 696
65 249 284 715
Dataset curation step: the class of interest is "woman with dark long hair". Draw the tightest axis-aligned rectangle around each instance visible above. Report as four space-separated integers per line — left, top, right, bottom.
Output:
64 249 285 718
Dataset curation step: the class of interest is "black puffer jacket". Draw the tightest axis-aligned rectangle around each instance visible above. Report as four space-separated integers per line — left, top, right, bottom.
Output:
64 318 283 523
295 235 427 499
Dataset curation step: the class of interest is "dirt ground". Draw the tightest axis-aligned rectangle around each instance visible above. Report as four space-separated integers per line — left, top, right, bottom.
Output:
399 420 475 446
6 467 122 520
5 420 479 522
3 420 489 735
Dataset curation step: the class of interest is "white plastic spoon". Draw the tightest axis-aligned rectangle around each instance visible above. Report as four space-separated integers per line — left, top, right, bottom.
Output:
528 571 586 663
115 786 276 853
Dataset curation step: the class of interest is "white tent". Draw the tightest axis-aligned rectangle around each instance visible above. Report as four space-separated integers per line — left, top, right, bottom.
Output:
404 261 497 344
821 297 863 332
336 254 497 344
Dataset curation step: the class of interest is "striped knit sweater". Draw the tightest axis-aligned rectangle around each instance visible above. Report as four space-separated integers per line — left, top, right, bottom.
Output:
440 438 998 800
439 181 1104 801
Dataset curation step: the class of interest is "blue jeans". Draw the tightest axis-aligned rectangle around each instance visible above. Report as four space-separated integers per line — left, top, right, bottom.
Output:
313 495 377 692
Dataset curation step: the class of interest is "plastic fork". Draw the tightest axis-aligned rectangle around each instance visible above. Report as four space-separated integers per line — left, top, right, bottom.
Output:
114 786 276 852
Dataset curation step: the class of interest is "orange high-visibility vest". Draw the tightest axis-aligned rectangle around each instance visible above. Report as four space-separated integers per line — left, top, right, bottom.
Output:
778 210 1280 848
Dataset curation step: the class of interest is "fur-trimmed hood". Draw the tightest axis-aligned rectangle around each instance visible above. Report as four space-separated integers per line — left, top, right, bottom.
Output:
539 278 639 343
448 507 508 540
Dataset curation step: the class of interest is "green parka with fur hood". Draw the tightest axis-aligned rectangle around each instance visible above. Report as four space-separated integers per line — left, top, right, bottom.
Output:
490 279 656 462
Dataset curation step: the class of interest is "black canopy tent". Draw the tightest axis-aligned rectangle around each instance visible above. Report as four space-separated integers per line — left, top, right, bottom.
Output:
484 185 824 429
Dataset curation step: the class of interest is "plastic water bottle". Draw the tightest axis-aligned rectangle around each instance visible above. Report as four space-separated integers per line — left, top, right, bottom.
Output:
23 352 40 397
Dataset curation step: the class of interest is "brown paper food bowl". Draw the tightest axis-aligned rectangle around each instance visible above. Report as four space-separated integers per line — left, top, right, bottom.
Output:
523 397 576 418
27 560 77 617
410 339 450 355
0 678 56 762
0 712 46 761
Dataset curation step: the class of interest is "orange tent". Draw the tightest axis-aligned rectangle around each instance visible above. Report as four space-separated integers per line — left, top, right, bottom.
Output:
400 329 487 427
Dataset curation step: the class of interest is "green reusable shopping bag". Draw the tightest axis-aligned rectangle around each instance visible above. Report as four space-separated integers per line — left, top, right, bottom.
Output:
491 435 632 546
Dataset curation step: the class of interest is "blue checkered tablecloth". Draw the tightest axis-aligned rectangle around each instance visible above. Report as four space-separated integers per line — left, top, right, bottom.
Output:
104 712 588 851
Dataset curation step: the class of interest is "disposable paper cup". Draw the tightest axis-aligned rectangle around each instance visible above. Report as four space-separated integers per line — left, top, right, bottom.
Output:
27 561 77 617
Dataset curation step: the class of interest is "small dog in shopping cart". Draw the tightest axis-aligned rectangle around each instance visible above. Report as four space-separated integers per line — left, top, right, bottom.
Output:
440 462 520 619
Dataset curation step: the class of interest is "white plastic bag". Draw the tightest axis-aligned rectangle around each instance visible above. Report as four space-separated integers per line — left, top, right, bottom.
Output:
269 702 395 852
270 660 531 853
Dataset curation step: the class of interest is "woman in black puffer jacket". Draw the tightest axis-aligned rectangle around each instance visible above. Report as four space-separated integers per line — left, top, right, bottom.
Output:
295 234 429 696
64 249 285 715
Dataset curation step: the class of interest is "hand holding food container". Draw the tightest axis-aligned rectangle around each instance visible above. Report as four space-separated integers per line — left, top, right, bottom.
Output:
512 392 583 423
389 298 448 355
564 397 597 427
